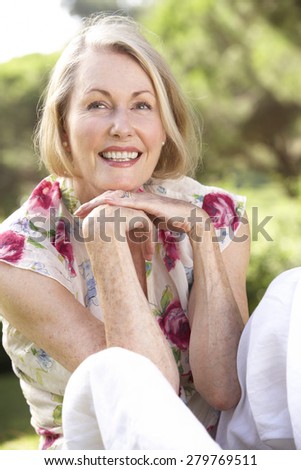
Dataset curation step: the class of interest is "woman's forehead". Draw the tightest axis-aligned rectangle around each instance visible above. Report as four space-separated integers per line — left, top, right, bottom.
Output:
74 48 156 95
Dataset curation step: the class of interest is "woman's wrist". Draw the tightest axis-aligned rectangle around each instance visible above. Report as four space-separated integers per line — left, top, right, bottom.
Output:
187 210 213 244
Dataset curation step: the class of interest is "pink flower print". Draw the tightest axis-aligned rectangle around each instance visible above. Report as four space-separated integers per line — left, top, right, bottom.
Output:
0 230 25 263
202 193 239 231
28 179 61 213
158 300 191 351
38 428 61 450
158 230 180 271
51 219 76 277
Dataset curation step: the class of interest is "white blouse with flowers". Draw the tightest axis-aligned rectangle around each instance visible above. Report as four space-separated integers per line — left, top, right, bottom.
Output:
0 174 246 449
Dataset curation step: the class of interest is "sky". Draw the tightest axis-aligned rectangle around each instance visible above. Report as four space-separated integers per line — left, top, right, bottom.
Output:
0 0 81 64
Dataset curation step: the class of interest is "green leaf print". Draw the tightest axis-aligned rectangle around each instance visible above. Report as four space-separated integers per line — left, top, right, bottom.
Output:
61 187 80 214
52 394 63 426
29 220 40 232
172 347 181 364
27 237 46 249
53 405 62 426
145 260 152 278
36 368 46 385
160 285 173 313
16 368 34 384
236 200 245 216
52 394 64 404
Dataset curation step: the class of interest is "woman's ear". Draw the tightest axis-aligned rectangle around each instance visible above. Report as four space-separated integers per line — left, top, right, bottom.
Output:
60 121 70 148
61 132 71 153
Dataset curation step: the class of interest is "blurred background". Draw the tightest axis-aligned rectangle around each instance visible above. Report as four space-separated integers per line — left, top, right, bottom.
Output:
0 0 300 449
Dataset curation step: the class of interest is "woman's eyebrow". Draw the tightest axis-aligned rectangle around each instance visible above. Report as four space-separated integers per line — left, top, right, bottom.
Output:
84 88 111 96
132 90 156 98
84 88 155 98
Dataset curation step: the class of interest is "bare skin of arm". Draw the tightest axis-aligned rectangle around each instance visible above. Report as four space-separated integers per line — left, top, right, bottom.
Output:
188 218 250 410
0 263 106 372
76 190 250 410
82 205 180 393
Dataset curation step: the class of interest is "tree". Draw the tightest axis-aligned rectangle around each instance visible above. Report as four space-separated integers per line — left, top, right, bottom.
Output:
142 0 301 195
0 53 55 218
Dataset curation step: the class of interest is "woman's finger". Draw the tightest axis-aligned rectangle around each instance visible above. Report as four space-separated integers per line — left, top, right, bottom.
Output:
104 191 196 234
74 190 123 218
83 204 156 258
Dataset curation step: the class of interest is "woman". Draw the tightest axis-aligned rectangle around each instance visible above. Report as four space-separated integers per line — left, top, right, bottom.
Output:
0 14 250 449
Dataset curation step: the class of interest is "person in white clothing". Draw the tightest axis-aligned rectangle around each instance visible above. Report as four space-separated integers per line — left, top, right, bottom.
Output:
216 266 301 450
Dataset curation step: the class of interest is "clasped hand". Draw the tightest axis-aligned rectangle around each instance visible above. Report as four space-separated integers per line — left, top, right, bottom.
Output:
75 190 211 259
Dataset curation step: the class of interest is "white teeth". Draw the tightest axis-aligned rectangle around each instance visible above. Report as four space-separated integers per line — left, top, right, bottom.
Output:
101 151 139 161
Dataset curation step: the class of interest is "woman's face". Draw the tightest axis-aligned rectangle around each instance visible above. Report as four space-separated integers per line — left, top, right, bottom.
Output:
65 48 166 203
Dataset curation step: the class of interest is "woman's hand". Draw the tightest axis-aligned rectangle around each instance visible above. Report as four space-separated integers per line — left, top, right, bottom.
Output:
80 200 155 261
75 189 250 406
77 192 180 393
75 189 211 238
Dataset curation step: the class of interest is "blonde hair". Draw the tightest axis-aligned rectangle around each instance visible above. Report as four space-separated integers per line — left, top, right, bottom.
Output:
34 14 202 179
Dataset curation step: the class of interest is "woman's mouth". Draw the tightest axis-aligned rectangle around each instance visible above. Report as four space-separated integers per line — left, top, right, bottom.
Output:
100 151 141 162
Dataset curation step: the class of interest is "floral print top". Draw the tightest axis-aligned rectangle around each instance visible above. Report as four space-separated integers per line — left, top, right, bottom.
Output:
0 174 246 449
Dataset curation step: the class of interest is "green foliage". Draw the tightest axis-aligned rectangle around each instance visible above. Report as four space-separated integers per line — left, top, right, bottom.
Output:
0 53 57 147
142 0 301 196
0 53 55 218
223 178 301 313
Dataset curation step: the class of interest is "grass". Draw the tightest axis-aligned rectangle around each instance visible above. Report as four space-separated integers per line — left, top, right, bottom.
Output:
0 372 39 450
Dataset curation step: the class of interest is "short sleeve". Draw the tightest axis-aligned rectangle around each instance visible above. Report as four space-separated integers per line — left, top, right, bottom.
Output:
0 206 77 296
0 176 82 297
144 176 247 251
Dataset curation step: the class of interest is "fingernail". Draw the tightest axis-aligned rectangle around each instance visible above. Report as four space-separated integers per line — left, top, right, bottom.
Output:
74 206 87 216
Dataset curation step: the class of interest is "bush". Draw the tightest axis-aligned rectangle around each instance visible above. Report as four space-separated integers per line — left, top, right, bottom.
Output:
243 180 301 313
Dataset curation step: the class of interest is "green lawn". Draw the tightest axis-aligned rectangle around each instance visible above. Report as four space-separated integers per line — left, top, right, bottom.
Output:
0 372 39 450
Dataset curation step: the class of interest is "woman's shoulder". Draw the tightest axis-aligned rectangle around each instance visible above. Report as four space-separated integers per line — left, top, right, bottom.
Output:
24 174 78 216
146 175 245 201
0 174 80 290
1 175 78 227
145 176 247 220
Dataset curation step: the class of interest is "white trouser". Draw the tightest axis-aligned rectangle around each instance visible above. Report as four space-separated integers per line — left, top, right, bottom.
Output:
62 347 220 450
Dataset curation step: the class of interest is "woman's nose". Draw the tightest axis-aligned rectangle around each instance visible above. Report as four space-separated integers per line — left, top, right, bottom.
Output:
109 108 134 138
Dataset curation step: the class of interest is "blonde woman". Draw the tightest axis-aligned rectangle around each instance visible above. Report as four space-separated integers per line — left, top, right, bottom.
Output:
0 14 249 449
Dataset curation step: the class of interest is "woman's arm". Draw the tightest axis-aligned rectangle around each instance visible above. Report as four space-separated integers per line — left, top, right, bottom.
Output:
82 204 180 393
76 191 250 404
188 216 250 410
0 262 106 372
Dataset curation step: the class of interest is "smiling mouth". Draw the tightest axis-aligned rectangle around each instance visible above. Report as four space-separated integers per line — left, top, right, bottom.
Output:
100 151 141 161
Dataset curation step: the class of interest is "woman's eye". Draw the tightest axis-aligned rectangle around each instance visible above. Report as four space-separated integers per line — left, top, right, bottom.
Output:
87 101 106 110
134 102 152 110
